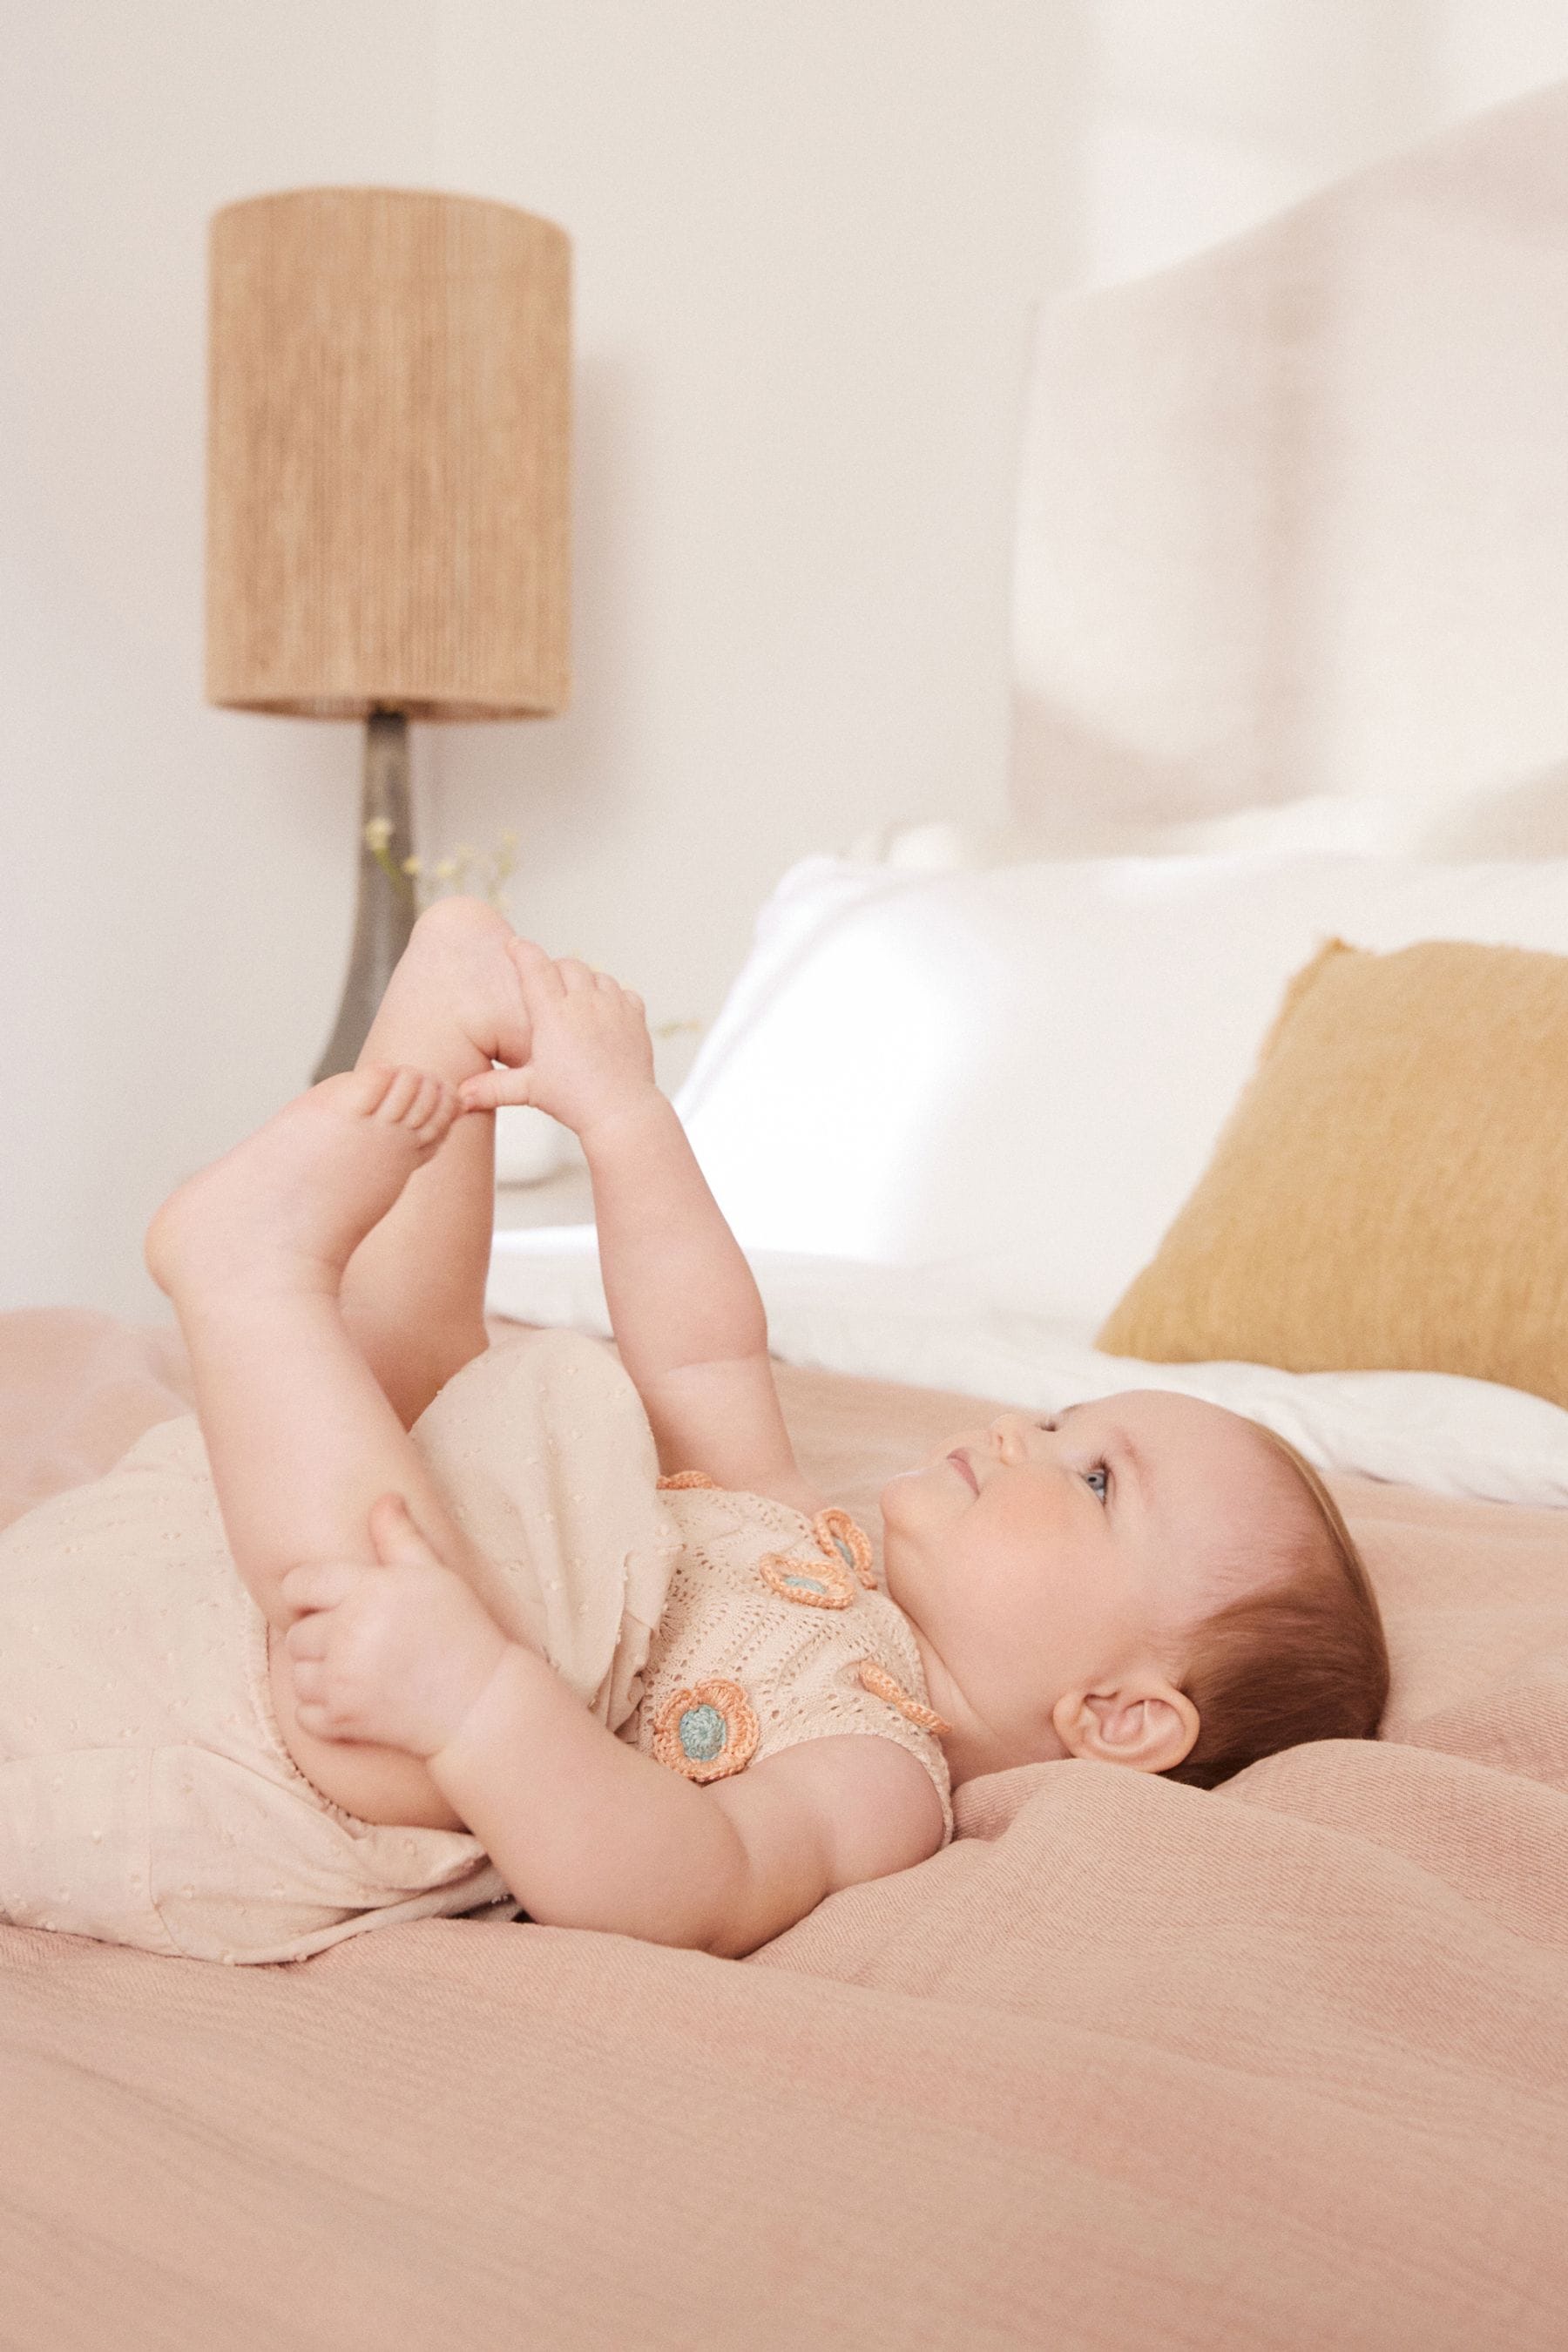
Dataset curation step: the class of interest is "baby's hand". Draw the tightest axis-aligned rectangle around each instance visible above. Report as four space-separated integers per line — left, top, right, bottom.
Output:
456 939 658 1145
278 1497 513 1761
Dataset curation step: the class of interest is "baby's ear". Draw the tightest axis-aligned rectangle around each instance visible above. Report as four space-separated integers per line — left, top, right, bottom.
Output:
1055 1686 1198 1773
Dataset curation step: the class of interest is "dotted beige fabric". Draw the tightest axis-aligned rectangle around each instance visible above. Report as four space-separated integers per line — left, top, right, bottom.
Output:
0 1408 509 1964
628 1482 954 1847
0 1334 679 1965
0 1330 952 1964
1096 937 1568 1408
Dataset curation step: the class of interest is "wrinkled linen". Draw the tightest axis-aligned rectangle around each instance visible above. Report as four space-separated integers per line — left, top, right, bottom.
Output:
1 1307 1566 2350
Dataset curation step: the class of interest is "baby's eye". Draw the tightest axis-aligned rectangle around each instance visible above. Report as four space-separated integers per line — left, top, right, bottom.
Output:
1083 1463 1109 1504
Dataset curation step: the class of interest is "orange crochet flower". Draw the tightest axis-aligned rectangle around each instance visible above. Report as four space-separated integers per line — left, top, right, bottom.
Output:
759 1549 855 1608
652 1678 760 1782
856 1659 950 1736
814 1509 876 1589
757 1508 877 1610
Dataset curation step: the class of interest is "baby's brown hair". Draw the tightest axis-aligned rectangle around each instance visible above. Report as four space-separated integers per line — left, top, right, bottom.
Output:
1158 1423 1390 1792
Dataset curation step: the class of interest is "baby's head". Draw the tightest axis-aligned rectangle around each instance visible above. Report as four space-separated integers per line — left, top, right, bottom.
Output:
879 1389 1389 1791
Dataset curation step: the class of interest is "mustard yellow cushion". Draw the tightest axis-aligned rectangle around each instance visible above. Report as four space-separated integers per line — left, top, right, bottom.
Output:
1094 936 1568 1409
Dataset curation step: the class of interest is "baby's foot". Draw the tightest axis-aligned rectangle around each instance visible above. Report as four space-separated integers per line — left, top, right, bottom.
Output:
373 897 533 1074
145 1065 464 1307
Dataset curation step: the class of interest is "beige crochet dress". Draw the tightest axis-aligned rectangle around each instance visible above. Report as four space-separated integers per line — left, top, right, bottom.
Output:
0 1332 950 1965
631 1477 955 1850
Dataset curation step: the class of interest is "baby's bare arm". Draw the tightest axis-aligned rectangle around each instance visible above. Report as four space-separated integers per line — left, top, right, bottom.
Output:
426 1646 835 1955
429 1649 943 1953
459 945 815 1499
577 1091 814 1494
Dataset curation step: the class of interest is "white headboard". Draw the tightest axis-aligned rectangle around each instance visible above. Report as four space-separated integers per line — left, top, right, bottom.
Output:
1007 77 1568 859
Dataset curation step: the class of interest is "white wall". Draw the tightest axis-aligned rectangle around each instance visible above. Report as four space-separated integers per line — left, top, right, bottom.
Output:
0 1 438 1317
5 1 1568 1317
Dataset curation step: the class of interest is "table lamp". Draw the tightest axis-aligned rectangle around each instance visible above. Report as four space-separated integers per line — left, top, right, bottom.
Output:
205 186 571 1079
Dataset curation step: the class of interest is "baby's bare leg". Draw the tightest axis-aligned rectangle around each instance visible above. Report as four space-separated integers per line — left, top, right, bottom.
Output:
339 897 534 1427
146 1066 499 1636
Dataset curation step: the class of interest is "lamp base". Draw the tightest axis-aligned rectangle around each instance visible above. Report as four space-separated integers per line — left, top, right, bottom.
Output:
312 710 416 1083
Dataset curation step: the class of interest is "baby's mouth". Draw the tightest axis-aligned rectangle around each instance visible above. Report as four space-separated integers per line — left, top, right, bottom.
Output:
947 1450 980 1497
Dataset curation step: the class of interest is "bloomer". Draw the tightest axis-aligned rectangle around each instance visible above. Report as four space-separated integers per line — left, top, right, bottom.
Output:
0 1333 680 1965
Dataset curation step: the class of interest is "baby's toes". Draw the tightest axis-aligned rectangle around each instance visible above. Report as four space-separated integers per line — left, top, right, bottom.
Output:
394 1069 443 1132
412 1078 462 1146
325 1064 400 1119
382 1068 460 1145
368 1066 455 1145
368 1065 423 1125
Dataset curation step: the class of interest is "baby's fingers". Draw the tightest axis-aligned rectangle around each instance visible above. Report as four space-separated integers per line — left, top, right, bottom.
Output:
506 936 564 1002
456 1065 537 1112
278 1561 363 1620
288 1671 342 1738
282 1613 327 1663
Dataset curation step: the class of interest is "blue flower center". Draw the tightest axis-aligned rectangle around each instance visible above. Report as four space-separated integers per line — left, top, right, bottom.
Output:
679 1703 727 1761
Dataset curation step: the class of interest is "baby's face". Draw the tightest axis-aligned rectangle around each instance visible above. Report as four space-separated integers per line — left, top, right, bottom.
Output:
879 1389 1296 1787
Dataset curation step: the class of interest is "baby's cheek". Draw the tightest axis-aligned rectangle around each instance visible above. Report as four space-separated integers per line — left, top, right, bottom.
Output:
969 1489 1064 1597
987 1475 1060 1543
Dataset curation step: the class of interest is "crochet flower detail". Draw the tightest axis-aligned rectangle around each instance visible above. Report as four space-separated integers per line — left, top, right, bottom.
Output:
652 1678 760 1783
759 1550 855 1609
758 1508 877 1610
856 1659 950 1737
814 1510 876 1589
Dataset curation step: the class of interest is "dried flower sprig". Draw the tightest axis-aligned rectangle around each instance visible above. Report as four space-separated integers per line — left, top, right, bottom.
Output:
364 819 519 914
362 819 706 1042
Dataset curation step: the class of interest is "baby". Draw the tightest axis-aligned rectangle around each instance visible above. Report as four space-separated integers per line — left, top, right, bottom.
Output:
2 900 1388 1965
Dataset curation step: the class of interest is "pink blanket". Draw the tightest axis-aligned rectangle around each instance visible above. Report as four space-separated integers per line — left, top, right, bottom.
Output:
3 1308 1565 2349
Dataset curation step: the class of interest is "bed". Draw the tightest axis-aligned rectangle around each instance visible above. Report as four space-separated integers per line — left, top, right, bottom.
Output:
6 82 1568 2352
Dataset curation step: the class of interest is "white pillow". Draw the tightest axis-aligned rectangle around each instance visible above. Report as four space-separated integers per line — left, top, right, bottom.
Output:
672 850 1568 1329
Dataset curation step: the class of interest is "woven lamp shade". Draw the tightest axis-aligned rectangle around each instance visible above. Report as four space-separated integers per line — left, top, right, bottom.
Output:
206 186 570 720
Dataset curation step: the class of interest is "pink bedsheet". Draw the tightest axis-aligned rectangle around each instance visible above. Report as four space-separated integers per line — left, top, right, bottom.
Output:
2 1307 1565 2350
